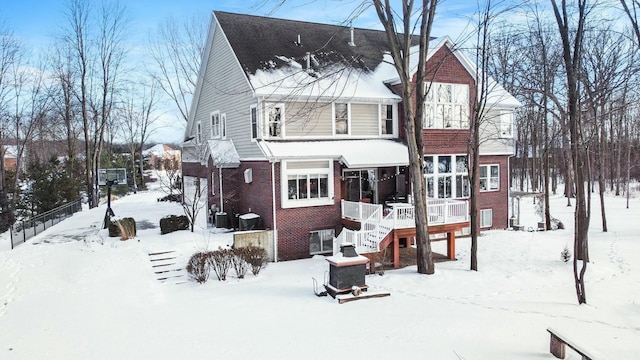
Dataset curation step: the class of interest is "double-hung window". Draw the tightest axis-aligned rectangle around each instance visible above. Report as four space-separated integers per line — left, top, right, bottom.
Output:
381 104 394 135
499 112 513 138
334 103 349 135
196 121 202 144
480 164 499 191
424 83 469 129
250 105 258 140
267 104 283 137
211 111 221 138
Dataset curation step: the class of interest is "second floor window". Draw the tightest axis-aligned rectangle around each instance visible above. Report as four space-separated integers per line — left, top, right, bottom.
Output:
334 103 349 135
250 105 258 139
268 104 283 137
381 104 393 135
211 111 221 138
424 83 469 129
196 121 202 144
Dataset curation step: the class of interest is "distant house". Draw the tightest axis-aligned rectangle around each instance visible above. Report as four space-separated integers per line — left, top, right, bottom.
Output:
182 11 519 263
2 145 25 172
143 144 181 170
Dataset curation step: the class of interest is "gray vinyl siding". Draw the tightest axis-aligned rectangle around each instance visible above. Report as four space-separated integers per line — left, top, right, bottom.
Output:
350 103 379 136
279 102 333 137
479 110 515 155
191 20 264 159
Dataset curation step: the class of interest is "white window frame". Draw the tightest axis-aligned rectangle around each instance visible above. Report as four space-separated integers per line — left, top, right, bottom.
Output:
196 121 202 144
333 102 350 135
281 160 334 209
499 112 513 139
211 171 215 195
266 103 284 138
380 103 396 137
424 83 469 129
480 164 500 192
250 105 259 140
210 111 221 138
220 113 226 138
480 209 493 228
309 229 335 255
424 154 469 199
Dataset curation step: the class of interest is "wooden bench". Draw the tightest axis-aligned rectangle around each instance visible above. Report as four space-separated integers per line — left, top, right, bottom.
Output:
547 327 607 360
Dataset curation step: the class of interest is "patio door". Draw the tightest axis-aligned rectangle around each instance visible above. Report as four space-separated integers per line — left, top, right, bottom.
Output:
343 169 377 203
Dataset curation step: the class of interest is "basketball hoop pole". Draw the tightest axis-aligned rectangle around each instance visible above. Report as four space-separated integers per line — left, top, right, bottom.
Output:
103 179 117 229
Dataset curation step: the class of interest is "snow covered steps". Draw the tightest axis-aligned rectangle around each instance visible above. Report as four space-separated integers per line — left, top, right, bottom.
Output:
148 250 186 285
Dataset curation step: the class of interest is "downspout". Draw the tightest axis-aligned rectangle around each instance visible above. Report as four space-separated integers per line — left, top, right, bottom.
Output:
219 167 224 213
271 161 278 262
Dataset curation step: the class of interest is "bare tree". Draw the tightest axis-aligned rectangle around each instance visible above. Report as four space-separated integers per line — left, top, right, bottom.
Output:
118 79 158 193
0 19 21 230
182 175 207 232
62 0 128 208
551 0 591 304
148 15 206 123
372 0 438 274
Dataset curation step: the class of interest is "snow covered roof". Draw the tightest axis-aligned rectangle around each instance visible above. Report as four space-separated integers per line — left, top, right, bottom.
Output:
214 11 419 101
143 144 179 158
205 139 240 168
257 139 409 168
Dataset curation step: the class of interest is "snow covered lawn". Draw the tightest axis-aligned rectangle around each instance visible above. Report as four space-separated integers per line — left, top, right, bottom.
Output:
0 188 638 359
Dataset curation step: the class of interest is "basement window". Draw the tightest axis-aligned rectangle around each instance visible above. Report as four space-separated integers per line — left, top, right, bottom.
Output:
310 229 334 255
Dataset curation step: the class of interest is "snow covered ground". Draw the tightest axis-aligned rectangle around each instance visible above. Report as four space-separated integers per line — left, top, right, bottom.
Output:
0 183 638 359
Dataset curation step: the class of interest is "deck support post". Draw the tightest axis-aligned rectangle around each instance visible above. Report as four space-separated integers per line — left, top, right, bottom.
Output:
393 234 400 268
446 232 456 260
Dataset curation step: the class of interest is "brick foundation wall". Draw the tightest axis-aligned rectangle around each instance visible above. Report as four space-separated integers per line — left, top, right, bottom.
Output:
275 161 342 261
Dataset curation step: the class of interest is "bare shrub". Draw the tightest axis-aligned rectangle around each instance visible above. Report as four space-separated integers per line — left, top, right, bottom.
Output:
208 247 234 281
239 246 268 276
186 252 210 283
231 247 250 279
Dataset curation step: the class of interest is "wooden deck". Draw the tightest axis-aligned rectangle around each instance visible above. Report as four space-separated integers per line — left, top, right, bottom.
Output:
344 218 470 269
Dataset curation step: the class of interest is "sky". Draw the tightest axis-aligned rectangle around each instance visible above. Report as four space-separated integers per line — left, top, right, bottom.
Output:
1 0 481 144
0 175 638 359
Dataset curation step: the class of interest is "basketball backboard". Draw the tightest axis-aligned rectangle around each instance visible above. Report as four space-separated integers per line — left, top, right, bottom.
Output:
98 168 127 186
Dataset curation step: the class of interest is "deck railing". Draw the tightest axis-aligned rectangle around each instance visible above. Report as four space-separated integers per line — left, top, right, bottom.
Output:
342 198 469 225
341 200 380 221
336 198 469 255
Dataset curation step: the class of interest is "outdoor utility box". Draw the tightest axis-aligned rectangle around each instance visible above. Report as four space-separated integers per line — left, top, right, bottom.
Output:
239 213 260 231
215 212 229 229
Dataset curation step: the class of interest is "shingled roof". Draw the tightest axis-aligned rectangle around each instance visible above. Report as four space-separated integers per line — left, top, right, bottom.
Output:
214 11 418 76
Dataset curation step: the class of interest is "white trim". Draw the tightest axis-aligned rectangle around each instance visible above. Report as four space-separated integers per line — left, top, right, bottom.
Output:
280 159 334 209
480 208 493 228
332 102 351 136
210 110 221 139
480 164 500 192
250 104 259 141
379 103 397 137
265 103 285 138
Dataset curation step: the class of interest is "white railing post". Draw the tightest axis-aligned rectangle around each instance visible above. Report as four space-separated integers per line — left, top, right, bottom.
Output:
444 200 449 223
